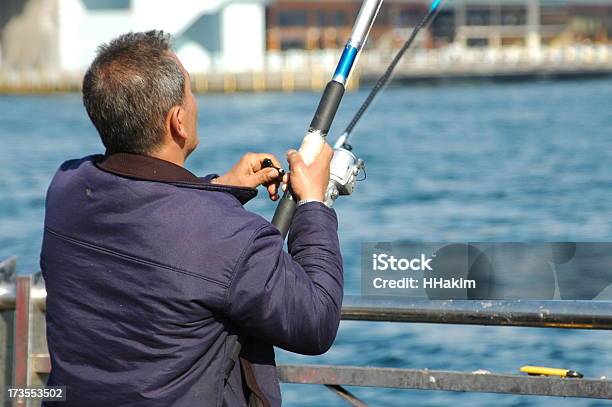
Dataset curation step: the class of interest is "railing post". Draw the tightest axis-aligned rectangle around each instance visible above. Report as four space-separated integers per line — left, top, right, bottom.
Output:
13 275 32 407
12 275 49 407
0 257 17 405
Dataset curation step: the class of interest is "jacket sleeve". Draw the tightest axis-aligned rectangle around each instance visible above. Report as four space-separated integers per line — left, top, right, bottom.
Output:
223 202 343 355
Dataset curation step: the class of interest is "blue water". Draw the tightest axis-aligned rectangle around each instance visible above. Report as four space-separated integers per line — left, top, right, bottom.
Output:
1 79 611 406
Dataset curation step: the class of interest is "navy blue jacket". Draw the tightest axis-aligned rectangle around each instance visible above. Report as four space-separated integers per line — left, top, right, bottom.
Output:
40 153 343 406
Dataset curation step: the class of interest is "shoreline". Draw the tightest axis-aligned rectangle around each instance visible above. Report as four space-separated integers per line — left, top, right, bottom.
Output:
0 69 610 95
2 45 611 94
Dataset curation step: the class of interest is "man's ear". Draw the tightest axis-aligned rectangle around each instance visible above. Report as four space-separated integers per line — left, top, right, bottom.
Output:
168 105 188 142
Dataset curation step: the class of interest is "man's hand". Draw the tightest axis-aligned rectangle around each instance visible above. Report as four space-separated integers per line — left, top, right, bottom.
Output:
286 143 333 203
212 153 287 201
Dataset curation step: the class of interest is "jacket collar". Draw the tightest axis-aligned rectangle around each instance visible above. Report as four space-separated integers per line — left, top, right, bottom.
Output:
95 153 258 205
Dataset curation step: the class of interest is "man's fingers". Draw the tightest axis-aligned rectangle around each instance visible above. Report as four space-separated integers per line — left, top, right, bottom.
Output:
284 145 330 203
312 143 333 165
266 154 283 170
252 167 280 186
250 153 283 172
307 144 333 172
267 183 279 200
286 149 305 170
321 143 334 161
287 145 333 169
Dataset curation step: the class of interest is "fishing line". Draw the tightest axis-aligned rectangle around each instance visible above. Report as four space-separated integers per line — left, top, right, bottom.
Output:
339 0 445 148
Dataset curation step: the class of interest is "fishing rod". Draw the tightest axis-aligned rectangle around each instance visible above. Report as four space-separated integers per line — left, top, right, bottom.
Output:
271 0 383 238
336 0 444 150
271 0 444 239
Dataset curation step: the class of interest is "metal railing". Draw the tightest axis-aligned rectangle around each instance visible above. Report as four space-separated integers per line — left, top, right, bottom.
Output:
0 257 610 406
341 296 612 329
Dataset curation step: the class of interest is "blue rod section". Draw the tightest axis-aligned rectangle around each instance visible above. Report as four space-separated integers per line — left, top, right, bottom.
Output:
430 0 442 12
332 44 359 85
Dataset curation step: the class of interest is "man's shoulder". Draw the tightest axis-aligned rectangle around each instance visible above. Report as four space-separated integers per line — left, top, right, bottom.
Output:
59 154 99 169
48 154 101 184
46 155 99 199
49 155 100 182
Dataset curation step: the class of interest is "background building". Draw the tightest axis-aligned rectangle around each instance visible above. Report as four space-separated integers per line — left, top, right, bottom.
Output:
266 0 612 52
0 0 611 91
0 0 268 73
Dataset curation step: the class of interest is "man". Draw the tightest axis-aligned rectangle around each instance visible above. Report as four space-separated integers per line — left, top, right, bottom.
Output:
41 31 343 406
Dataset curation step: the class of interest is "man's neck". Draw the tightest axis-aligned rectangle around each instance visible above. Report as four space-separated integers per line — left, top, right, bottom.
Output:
148 147 186 167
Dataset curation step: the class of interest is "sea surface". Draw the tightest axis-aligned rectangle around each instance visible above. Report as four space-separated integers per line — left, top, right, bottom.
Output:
1 79 611 406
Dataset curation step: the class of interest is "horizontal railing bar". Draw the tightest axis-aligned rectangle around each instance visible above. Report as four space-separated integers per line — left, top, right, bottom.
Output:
278 365 612 399
341 296 612 330
1 292 612 329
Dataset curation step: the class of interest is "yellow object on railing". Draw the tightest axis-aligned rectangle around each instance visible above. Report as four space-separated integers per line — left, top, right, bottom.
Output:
520 366 584 378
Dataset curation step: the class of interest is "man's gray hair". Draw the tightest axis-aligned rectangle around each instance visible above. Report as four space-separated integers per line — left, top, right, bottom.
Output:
83 30 185 154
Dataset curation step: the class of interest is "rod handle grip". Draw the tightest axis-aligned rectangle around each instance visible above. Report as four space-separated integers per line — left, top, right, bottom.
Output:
298 131 326 165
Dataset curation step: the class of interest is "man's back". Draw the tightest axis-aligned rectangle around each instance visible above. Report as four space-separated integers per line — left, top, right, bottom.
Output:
42 30 343 406
42 154 343 406
42 155 256 405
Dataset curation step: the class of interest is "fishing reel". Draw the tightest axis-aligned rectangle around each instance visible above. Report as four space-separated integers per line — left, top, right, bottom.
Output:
324 138 365 207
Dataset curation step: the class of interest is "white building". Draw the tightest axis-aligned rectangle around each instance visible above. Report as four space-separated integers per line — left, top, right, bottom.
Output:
0 0 269 73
